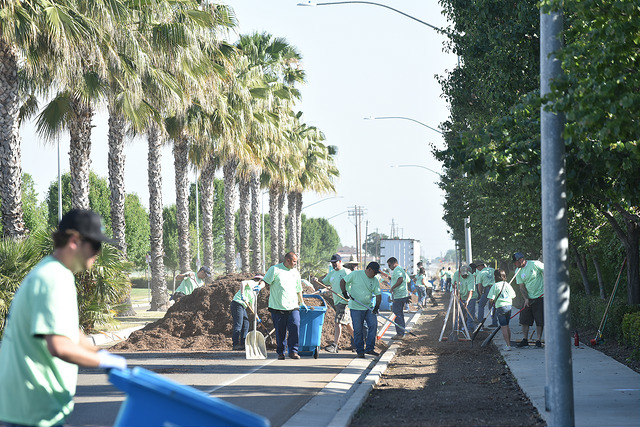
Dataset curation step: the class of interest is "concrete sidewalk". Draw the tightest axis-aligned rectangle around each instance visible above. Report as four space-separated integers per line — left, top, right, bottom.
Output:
492 314 640 427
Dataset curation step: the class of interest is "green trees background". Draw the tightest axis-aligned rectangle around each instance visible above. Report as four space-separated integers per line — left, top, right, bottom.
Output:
437 0 640 311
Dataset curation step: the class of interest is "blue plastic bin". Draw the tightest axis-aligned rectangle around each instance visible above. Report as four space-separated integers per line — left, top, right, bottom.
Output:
109 367 271 427
298 294 327 358
379 291 393 311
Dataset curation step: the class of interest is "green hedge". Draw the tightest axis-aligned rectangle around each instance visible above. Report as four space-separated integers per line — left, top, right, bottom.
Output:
622 312 640 361
569 294 640 342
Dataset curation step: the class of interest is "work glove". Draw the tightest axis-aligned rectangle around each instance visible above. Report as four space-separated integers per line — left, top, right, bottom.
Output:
318 288 328 294
253 283 264 293
342 290 351 300
372 307 380 315
98 350 127 371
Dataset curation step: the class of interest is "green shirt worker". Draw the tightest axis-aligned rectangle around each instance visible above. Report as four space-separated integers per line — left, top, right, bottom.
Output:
340 262 382 358
265 252 305 360
313 254 353 353
488 269 517 350
0 209 126 427
172 266 212 300
453 265 478 332
513 252 545 348
384 257 410 340
475 260 498 327
230 275 264 351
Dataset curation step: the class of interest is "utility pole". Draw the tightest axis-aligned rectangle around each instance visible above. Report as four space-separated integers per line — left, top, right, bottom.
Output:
348 206 366 262
364 220 369 265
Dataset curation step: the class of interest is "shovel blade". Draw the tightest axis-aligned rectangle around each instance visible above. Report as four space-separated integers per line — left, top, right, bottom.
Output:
246 331 267 359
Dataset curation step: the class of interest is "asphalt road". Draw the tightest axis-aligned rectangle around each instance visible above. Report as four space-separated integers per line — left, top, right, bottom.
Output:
68 340 372 426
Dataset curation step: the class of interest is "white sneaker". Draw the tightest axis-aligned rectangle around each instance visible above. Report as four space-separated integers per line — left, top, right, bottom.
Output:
503 345 511 351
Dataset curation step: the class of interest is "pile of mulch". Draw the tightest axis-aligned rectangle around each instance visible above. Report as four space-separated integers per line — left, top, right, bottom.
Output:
112 273 363 352
350 311 546 427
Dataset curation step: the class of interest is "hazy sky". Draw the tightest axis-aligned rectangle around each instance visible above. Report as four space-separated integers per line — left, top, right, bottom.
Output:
20 0 457 259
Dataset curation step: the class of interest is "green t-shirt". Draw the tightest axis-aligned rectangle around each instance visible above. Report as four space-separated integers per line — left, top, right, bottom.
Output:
322 267 351 305
232 280 257 309
390 266 410 299
175 274 203 295
414 274 427 289
344 270 382 310
454 271 478 299
488 281 517 308
0 256 80 426
265 263 302 311
516 260 544 299
476 267 495 289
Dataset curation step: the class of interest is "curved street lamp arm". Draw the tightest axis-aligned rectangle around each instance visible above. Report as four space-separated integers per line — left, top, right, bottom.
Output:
304 1 447 33
369 116 443 135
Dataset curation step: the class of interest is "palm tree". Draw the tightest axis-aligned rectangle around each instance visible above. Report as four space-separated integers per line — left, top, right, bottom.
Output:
0 0 99 238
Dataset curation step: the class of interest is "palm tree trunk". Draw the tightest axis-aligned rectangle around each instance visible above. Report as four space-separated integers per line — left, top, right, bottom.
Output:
68 100 93 210
108 106 127 252
238 176 251 273
108 104 135 317
287 190 296 253
278 188 286 257
295 191 303 255
148 124 169 311
0 42 25 239
223 158 238 273
269 185 280 266
173 134 190 273
250 171 262 273
200 155 216 270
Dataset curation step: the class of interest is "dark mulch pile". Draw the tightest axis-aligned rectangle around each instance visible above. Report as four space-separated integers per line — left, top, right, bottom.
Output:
350 310 546 427
111 273 382 352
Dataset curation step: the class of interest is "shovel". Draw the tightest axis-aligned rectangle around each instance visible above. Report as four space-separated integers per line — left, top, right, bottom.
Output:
246 295 267 360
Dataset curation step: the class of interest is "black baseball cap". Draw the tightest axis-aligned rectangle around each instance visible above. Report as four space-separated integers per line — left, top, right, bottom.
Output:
59 209 117 244
199 266 212 277
366 261 381 274
512 252 525 262
329 254 342 263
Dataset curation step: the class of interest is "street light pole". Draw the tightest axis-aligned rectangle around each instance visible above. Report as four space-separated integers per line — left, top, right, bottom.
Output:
301 195 344 210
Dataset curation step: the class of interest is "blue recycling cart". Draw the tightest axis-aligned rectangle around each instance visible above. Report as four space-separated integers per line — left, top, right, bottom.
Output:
109 367 271 427
298 294 327 359
379 290 393 311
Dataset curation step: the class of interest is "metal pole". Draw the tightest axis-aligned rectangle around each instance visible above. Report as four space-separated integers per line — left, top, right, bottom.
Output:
464 217 472 265
541 6 574 426
195 169 201 269
57 141 62 222
261 192 266 270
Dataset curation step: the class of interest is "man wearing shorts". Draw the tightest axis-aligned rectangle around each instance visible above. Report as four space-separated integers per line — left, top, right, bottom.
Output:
513 252 545 348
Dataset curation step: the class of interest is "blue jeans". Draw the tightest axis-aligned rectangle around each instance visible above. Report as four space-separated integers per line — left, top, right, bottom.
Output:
496 305 512 326
270 309 300 355
465 298 477 331
351 308 377 354
392 297 408 336
230 301 250 347
415 286 427 306
477 287 498 325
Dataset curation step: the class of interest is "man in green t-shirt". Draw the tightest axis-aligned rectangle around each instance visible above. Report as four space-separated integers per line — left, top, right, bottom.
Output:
171 266 212 301
513 252 545 348
265 252 305 360
340 262 382 358
453 264 478 332
230 275 265 351
385 257 410 340
0 209 127 427
312 254 353 353
475 260 498 327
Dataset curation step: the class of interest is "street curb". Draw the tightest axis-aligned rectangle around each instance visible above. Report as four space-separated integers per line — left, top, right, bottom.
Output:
282 310 423 427
328 310 422 427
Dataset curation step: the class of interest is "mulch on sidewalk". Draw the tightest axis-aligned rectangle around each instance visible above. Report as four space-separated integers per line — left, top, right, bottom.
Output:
350 310 546 427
